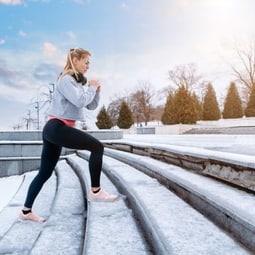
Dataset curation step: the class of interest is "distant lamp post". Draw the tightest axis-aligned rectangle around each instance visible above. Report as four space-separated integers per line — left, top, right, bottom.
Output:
24 110 34 130
34 101 40 130
29 82 55 130
49 83 55 101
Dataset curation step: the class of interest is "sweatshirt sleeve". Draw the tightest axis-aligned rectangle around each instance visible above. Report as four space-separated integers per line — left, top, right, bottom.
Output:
86 91 100 110
57 75 97 108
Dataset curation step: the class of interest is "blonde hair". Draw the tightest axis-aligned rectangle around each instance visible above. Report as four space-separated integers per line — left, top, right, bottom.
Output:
58 48 91 80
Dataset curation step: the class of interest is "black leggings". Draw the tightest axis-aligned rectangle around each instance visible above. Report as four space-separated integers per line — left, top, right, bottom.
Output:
24 119 104 208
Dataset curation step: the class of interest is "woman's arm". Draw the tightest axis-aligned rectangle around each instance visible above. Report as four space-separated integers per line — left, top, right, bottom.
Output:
58 76 97 108
86 92 100 110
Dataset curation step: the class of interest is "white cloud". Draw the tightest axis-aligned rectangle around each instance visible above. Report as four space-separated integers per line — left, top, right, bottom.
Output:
42 42 57 56
18 30 27 37
0 0 22 5
121 2 127 8
66 31 76 40
0 81 38 103
72 0 89 4
0 39 5 45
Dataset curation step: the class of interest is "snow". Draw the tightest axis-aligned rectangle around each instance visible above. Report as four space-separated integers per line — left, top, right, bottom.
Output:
104 147 255 224
0 174 23 211
99 153 249 254
67 155 151 255
0 134 254 254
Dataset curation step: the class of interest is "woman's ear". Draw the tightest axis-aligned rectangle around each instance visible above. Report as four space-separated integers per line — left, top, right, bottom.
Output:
72 57 78 65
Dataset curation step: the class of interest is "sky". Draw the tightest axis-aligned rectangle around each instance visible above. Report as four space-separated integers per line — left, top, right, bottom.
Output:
0 0 255 130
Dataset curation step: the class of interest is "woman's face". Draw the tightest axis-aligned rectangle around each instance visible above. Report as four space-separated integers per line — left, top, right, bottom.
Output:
73 55 90 74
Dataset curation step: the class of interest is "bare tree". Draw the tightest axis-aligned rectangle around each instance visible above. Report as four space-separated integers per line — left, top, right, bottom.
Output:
107 97 125 126
23 110 36 130
130 81 155 126
12 123 23 130
168 63 202 92
231 42 255 102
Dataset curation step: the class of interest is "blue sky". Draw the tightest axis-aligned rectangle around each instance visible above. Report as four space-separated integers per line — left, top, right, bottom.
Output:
0 0 255 129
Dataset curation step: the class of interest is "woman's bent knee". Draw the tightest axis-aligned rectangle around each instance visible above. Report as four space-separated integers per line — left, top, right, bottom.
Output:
97 141 104 154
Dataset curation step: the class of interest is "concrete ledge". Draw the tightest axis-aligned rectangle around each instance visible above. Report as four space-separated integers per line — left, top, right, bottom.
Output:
0 155 71 178
86 130 123 140
136 127 155 134
0 131 42 141
0 157 41 177
0 141 75 157
0 130 123 141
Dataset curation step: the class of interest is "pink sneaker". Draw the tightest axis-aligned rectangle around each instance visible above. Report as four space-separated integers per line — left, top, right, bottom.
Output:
19 211 46 223
88 188 118 202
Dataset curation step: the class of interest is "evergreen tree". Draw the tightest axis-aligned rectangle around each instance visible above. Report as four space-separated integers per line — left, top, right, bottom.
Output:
173 85 197 124
202 83 221 120
222 82 243 118
161 93 176 124
192 92 202 120
117 101 134 129
96 105 113 129
245 85 255 117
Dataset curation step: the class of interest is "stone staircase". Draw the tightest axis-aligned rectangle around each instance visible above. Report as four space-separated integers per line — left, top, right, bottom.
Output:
0 131 254 254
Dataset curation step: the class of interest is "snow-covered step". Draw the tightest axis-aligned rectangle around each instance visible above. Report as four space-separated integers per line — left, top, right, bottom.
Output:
103 140 255 192
101 148 255 253
67 155 152 255
0 171 56 254
0 174 24 240
30 160 85 255
0 174 24 212
78 150 250 255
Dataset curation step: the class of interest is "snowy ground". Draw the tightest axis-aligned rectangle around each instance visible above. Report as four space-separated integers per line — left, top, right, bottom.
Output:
0 134 254 254
123 134 255 155
1 134 255 211
0 175 23 211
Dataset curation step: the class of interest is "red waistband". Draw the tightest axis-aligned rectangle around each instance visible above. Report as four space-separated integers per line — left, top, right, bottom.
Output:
49 116 76 127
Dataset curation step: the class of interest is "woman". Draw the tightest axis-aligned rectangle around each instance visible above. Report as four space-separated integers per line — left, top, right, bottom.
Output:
20 48 118 222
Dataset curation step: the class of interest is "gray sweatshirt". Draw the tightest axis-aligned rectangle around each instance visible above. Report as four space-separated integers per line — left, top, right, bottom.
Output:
47 75 100 121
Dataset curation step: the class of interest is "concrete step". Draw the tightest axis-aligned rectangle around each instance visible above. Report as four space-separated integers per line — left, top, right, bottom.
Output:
78 150 250 255
101 148 255 253
30 160 85 255
67 155 152 255
1 145 253 254
0 171 56 254
103 140 255 192
0 159 85 255
0 174 24 212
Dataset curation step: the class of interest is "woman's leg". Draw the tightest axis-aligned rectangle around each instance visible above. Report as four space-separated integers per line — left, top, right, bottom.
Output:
45 119 104 188
44 120 118 201
21 118 113 219
20 121 62 221
24 135 62 209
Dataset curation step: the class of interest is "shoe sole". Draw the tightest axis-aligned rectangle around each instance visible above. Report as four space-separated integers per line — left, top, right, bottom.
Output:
88 196 119 202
